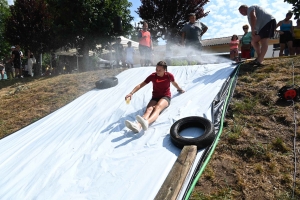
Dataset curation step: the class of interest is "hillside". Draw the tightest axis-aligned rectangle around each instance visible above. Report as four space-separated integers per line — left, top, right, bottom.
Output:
0 57 299 199
193 56 300 199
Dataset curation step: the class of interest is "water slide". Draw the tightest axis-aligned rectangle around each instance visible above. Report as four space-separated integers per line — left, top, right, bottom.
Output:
0 63 238 199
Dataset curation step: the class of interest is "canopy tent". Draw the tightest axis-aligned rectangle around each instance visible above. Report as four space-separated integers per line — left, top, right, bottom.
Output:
55 36 139 56
0 62 239 199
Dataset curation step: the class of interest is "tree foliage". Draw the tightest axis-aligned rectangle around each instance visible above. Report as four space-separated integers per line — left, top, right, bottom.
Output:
4 0 55 54
0 0 11 58
285 0 300 19
47 0 134 70
4 0 134 71
136 0 210 44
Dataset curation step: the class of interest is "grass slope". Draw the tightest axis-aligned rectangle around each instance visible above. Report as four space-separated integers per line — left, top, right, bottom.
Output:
0 58 299 199
192 56 300 199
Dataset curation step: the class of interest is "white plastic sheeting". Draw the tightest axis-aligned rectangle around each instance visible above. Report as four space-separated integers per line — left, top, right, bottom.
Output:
0 63 236 200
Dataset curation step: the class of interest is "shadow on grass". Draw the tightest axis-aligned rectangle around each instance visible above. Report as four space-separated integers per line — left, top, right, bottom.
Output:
0 75 57 89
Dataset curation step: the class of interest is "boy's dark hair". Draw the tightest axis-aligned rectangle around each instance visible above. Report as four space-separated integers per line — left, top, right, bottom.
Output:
157 61 167 71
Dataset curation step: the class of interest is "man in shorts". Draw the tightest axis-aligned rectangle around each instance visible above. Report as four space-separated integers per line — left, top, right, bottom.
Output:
239 5 276 66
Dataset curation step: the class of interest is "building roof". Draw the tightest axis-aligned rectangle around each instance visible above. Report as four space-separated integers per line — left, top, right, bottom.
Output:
202 32 280 47
201 35 242 47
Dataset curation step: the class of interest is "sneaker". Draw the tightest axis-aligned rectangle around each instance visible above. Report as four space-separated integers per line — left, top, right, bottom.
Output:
125 120 141 133
136 115 149 131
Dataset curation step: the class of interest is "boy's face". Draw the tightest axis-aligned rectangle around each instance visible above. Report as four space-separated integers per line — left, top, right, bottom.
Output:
189 15 196 23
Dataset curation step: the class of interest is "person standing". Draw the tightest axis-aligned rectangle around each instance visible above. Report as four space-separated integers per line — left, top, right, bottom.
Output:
293 19 300 55
181 13 208 52
229 34 239 60
125 41 135 68
3 54 13 80
27 51 36 77
181 13 208 64
275 11 294 56
10 46 15 78
239 5 276 66
240 24 252 59
11 45 22 78
0 61 4 80
112 37 124 67
138 22 153 66
124 61 185 133
19 46 24 78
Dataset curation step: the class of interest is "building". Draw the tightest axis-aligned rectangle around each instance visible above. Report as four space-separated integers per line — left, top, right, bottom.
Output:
153 32 281 62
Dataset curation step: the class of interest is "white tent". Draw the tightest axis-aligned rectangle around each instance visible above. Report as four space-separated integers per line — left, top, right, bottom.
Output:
56 36 139 56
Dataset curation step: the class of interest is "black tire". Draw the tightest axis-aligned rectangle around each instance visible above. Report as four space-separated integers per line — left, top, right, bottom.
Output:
95 77 118 89
170 116 215 149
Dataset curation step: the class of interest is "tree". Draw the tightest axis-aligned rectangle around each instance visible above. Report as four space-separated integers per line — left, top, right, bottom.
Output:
4 0 56 54
0 0 11 58
136 0 209 45
285 0 300 19
47 0 134 71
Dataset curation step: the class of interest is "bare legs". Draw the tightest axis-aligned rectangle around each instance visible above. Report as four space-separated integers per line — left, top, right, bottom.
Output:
279 41 293 56
251 35 269 63
134 99 169 129
295 47 300 55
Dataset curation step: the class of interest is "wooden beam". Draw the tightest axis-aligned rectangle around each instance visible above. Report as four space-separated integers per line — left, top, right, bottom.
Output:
154 145 197 200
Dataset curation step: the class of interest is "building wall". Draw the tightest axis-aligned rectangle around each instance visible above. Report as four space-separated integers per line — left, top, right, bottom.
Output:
202 39 280 58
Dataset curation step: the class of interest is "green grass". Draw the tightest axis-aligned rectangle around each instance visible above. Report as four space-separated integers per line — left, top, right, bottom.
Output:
272 138 290 153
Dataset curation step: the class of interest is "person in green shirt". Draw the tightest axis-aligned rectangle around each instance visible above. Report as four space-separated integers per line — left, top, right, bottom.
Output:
240 24 252 59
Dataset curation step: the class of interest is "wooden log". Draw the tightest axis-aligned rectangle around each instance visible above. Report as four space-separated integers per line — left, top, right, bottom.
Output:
154 145 197 200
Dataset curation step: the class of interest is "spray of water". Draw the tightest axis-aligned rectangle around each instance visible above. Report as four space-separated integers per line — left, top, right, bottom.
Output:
161 42 231 66
94 38 232 68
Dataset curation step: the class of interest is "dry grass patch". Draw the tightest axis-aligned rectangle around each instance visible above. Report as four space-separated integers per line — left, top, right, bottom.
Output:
0 68 124 139
194 56 300 199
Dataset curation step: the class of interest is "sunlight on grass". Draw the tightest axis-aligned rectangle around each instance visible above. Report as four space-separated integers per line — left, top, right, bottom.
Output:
254 163 264 174
203 165 215 181
232 97 259 114
226 122 246 143
271 138 290 153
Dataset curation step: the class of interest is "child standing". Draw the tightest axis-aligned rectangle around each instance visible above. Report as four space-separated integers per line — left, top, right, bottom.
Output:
0 61 4 80
125 41 135 68
229 34 239 60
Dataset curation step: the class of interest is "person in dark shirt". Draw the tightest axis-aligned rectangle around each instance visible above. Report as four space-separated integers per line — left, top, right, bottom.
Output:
112 37 124 67
11 45 22 78
181 13 208 51
181 13 208 63
124 61 185 133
